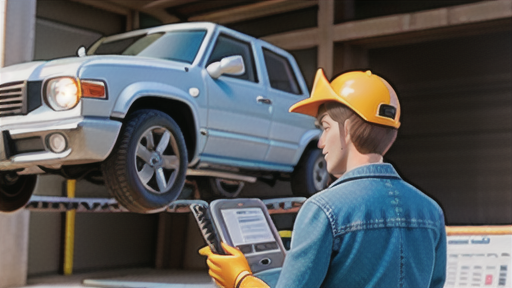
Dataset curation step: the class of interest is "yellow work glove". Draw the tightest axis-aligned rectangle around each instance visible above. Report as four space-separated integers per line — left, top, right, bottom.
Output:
199 242 256 288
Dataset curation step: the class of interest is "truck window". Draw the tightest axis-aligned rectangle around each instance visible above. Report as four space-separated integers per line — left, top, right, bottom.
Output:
207 34 258 83
92 30 206 64
263 48 301 95
138 30 206 63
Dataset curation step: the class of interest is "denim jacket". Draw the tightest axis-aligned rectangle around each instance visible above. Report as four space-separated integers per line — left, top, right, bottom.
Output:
275 163 446 288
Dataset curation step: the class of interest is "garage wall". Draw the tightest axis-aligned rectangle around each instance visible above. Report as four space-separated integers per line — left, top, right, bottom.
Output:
290 47 318 91
34 18 101 60
370 30 512 225
34 0 126 60
36 0 125 36
28 176 161 276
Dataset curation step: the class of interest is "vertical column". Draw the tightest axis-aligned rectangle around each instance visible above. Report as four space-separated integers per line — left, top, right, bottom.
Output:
155 213 190 269
0 0 5 68
333 43 369 75
317 0 334 79
126 10 140 31
0 0 36 287
132 10 140 30
2 0 36 67
0 210 30 288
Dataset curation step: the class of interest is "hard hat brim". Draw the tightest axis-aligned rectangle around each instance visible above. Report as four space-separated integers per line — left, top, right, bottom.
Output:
289 69 352 118
289 69 401 129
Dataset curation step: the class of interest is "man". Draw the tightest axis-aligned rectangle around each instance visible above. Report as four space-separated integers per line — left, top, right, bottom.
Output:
200 69 446 288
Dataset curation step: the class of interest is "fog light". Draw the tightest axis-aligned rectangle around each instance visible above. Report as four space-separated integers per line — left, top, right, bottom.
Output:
47 133 67 153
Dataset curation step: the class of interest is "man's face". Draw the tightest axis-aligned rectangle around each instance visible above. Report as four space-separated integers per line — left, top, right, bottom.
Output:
318 113 347 176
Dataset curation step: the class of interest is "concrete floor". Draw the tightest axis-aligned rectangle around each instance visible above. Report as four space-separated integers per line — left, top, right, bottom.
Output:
22 268 215 288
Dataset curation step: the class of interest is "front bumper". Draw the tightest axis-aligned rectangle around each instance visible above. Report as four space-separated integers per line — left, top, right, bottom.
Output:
0 117 122 171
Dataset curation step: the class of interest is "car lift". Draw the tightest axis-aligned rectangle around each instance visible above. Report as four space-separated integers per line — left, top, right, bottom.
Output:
25 196 305 214
25 193 306 288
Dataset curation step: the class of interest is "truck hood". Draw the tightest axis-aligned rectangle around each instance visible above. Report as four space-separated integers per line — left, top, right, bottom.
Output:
0 61 46 84
0 55 188 84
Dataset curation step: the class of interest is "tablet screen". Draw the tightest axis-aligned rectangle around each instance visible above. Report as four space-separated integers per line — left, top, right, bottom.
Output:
221 207 276 247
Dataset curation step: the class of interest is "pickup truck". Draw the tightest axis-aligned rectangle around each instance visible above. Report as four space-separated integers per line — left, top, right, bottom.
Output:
0 22 328 213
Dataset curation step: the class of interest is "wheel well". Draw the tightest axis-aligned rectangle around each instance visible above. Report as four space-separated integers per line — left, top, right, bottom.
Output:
125 97 197 163
294 139 319 167
305 140 319 151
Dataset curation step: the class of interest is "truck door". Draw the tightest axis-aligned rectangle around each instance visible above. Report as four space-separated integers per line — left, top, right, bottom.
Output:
261 47 315 166
203 34 272 163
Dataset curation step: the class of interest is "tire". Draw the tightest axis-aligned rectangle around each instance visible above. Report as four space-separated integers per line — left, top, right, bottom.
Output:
0 172 37 212
290 148 330 197
102 109 188 213
196 177 245 199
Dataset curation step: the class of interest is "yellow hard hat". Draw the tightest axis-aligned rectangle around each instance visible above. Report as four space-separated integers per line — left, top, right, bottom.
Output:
289 69 401 128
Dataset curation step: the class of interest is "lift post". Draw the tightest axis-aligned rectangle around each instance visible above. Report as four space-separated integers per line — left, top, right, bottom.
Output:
63 179 76 276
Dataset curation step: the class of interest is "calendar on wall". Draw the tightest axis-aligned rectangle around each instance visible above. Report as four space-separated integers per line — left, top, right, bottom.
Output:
445 235 512 287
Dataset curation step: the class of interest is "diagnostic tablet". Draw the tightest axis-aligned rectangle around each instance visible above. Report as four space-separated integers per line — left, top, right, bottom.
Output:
209 198 286 273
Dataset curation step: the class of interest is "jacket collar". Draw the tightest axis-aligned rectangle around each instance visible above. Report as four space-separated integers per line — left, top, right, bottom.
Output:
329 163 401 188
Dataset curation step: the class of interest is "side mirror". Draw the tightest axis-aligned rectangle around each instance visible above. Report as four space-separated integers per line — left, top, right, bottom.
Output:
77 46 87 57
207 55 245 79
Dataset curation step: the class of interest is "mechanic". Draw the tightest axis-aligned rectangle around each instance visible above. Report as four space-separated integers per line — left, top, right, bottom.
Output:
200 69 447 288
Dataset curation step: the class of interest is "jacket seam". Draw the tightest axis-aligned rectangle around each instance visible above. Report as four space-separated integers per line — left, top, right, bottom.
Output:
309 197 338 239
328 163 401 188
334 219 442 237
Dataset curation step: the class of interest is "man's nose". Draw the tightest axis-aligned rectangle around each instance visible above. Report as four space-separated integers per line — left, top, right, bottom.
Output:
318 133 325 149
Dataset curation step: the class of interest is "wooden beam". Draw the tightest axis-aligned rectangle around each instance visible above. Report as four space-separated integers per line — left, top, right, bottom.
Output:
133 10 140 30
261 27 318 50
143 0 201 9
317 0 334 78
103 0 180 24
68 0 130 15
262 0 512 51
333 0 512 43
348 18 512 50
143 8 181 24
126 8 133 31
189 0 318 24
103 0 151 10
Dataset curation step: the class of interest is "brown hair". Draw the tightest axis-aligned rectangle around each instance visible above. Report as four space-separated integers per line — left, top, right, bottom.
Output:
318 102 397 155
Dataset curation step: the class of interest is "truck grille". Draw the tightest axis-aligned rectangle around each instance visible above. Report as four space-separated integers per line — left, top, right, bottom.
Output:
0 81 26 117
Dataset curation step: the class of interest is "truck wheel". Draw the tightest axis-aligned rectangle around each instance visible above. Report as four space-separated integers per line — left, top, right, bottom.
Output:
0 172 37 212
290 148 329 197
196 177 245 199
102 109 188 213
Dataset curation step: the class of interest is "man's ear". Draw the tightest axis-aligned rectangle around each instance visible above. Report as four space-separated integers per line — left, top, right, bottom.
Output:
343 118 351 143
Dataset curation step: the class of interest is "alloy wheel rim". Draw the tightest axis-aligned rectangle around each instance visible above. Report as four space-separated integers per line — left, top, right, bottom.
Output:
135 126 180 194
0 173 24 198
313 156 329 191
214 178 244 197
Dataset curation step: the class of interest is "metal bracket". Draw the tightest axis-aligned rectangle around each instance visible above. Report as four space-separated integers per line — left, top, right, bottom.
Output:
263 197 306 214
25 196 306 214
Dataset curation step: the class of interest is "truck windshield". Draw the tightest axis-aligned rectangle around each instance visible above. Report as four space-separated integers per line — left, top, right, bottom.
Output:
91 30 207 64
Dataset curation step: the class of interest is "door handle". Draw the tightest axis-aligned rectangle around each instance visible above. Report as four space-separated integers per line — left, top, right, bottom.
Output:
256 96 272 105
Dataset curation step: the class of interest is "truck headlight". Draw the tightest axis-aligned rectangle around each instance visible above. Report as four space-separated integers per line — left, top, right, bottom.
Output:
45 77 81 111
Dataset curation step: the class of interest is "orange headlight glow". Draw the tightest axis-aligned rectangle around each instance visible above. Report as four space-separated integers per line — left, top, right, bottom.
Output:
81 80 106 99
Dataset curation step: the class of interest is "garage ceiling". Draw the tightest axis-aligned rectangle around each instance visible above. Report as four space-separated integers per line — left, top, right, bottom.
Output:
69 0 318 26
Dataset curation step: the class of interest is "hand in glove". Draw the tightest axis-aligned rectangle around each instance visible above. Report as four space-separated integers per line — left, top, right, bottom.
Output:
199 242 252 287
199 242 269 288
